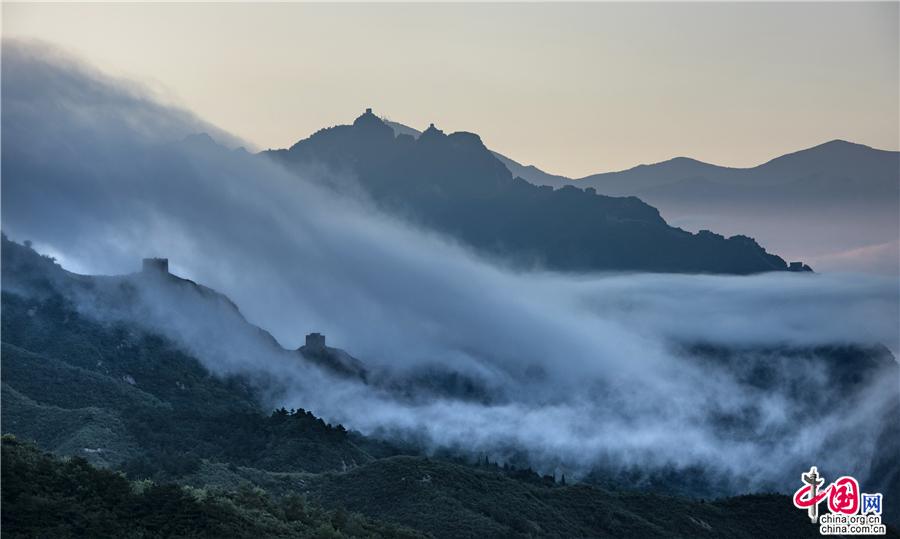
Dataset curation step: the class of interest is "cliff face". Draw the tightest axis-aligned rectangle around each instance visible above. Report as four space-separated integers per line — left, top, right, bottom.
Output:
266 111 794 274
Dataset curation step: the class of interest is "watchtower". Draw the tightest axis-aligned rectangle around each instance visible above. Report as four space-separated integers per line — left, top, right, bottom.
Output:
305 332 326 351
142 258 169 274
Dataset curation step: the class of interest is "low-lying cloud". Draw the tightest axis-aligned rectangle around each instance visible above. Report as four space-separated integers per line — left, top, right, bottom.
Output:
3 40 898 496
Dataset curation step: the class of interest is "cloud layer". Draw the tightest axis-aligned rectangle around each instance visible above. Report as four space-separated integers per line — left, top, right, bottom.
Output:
3 40 898 495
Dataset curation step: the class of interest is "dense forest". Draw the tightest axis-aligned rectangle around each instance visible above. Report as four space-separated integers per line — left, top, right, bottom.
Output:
1 436 425 539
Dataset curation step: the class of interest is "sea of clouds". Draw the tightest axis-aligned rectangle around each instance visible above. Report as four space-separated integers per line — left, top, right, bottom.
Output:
3 39 898 495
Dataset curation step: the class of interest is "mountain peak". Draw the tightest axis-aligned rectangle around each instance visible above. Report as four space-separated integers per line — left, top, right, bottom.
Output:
419 122 446 142
819 138 863 148
352 107 387 129
754 137 893 174
792 139 878 156
627 155 713 173
447 131 489 153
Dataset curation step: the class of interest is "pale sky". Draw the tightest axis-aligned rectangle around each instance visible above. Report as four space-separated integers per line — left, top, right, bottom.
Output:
3 2 898 176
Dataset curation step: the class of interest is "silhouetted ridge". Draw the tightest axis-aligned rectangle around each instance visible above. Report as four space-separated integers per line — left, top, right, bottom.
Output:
264 109 797 274
352 107 395 138
419 122 445 140
754 139 895 177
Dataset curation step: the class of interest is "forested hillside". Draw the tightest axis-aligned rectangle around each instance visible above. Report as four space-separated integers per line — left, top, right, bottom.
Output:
2 236 895 537
1 436 425 539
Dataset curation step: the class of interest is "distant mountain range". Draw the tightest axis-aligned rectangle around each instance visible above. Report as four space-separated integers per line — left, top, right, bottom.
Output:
384 119 899 275
580 141 899 275
576 139 897 196
265 110 806 275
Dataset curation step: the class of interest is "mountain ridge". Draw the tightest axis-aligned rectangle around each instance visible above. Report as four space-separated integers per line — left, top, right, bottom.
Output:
266 110 805 274
4 235 897 535
577 138 899 195
381 115 896 274
383 117 895 185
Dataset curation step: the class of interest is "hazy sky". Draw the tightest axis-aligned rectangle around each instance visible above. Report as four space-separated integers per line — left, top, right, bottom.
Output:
4 2 898 176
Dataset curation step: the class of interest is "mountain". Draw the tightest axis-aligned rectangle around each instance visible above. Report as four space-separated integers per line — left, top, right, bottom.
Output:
0 235 372 475
383 119 572 189
578 140 899 275
306 456 834 539
5 438 850 539
383 119 898 274
266 110 803 274
1 436 426 539
576 139 898 198
490 151 573 190
5 236 897 536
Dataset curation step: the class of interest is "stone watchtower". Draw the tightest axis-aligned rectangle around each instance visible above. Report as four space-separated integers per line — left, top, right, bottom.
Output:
142 258 169 274
305 332 326 351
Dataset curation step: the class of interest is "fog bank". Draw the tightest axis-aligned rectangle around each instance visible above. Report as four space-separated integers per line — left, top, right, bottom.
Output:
3 40 898 495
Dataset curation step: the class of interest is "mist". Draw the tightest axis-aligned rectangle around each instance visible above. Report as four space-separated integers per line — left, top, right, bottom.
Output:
3 40 898 495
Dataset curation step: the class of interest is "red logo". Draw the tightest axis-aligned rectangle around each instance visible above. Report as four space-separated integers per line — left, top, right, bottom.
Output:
828 476 860 515
792 467 862 523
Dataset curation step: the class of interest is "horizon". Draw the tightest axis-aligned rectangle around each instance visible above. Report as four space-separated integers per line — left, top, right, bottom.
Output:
3 2 897 177
367 112 894 176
